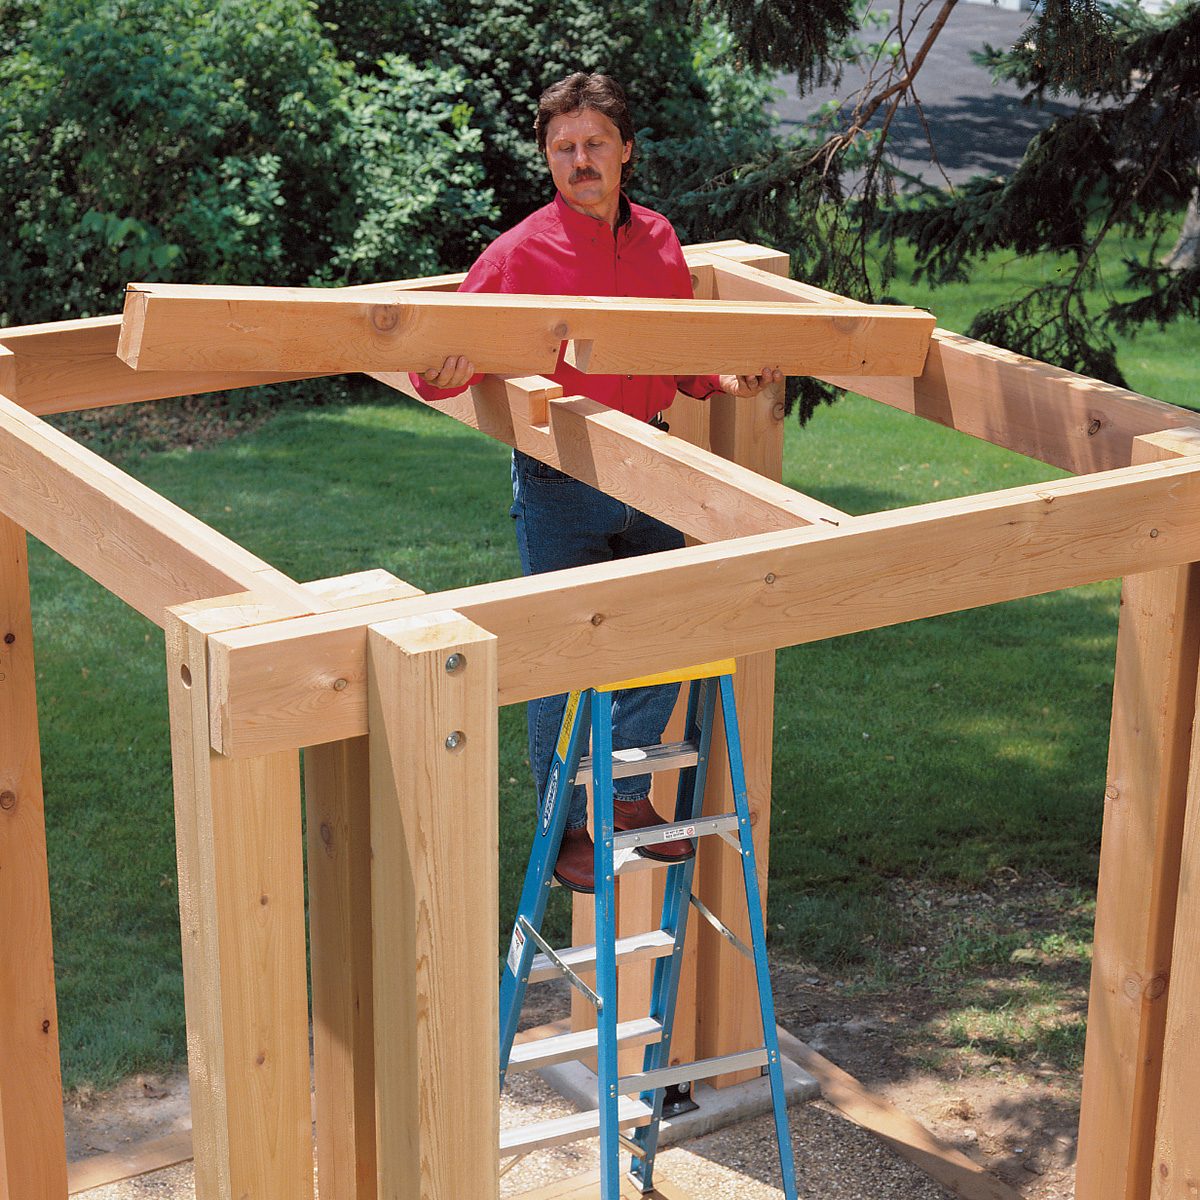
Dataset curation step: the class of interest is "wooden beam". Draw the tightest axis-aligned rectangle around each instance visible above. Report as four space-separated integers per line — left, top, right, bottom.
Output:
66 1131 194 1195
0 318 318 415
0 252 710 417
117 283 935 378
1078 429 1200 1200
0 395 325 626
208 452 1200 758
775 1028 1022 1200
373 371 846 539
165 601 314 1200
706 257 1200 475
0 275 463 416
0 513 67 1200
368 611 499 1200
304 571 424 1200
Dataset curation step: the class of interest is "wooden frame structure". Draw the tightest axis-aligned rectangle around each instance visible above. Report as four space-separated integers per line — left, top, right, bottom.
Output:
2 240 1200 1199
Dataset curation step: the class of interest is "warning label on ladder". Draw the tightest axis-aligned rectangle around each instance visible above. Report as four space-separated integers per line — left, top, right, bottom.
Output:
506 923 525 975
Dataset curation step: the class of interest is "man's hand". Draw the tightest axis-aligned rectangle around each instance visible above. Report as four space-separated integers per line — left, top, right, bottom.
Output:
423 355 476 389
718 366 783 398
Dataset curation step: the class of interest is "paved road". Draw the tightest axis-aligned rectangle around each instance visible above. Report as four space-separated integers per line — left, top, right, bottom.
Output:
772 3 1073 186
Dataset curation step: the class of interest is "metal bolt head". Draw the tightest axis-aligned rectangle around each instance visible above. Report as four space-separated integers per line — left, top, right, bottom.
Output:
445 653 465 673
445 730 465 750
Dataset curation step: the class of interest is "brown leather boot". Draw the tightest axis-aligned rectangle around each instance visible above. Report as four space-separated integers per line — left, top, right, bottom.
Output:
613 796 695 863
553 825 595 893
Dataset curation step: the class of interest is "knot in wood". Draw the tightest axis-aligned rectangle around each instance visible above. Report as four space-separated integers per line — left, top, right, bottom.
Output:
319 821 334 850
1105 785 1119 801
332 677 349 692
831 315 864 336
3 631 14 644
553 322 570 340
42 1019 51 1034
0 790 15 811
1144 974 1167 1000
764 573 777 585
1087 418 1103 436
590 613 604 626
370 305 400 333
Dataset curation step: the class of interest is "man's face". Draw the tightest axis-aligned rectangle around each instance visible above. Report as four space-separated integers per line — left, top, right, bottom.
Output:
544 107 632 220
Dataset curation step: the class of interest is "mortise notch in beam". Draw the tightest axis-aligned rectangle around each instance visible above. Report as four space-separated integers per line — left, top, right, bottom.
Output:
116 283 935 379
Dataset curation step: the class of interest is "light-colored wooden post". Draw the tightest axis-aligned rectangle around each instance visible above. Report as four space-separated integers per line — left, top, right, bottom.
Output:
306 736 377 1198
165 602 314 1200
696 372 786 1087
303 571 423 1200
0 513 67 1200
1156 662 1200 1195
368 611 499 1200
1152 680 1200 1196
1077 429 1200 1199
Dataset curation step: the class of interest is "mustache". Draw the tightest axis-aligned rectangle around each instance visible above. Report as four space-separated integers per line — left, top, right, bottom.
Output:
569 168 601 183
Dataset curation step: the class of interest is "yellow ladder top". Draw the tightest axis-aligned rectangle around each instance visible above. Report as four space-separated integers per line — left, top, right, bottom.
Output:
594 659 736 694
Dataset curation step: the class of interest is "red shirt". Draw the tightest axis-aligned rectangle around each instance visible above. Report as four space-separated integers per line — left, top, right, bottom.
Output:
410 193 721 420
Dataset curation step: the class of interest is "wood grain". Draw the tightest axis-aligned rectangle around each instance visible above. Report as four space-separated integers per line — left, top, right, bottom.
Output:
0 394 322 626
706 258 1200 476
696 380 783 1088
304 572 424 1200
368 611 499 1200
0 513 67 1200
165 603 314 1200
374 371 846 539
118 283 934 378
1077 431 1200 1200
209 453 1200 758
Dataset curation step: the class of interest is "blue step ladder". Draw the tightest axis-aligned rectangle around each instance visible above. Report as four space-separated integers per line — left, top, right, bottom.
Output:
499 660 798 1199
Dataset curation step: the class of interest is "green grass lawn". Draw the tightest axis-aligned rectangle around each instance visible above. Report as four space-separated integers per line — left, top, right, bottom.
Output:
31 260 1199 1090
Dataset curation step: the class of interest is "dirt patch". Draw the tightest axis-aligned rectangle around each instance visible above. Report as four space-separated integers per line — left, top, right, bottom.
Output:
770 871 1088 1199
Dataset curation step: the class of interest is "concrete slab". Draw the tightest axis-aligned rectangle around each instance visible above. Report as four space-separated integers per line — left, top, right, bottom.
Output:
537 1048 820 1146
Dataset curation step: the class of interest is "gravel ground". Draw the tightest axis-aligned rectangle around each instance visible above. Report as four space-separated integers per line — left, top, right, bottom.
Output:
70 1059 956 1200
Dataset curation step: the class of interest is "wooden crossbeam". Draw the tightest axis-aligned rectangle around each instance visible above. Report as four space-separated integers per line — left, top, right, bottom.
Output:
206 453 1200 757
116 283 935 378
0 394 324 624
706 256 1200 475
374 370 846 538
0 274 463 416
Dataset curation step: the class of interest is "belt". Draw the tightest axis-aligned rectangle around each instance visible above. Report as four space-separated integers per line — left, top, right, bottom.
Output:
648 411 670 432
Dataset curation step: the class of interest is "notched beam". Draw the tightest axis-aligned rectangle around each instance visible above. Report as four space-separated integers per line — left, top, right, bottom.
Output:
117 283 935 378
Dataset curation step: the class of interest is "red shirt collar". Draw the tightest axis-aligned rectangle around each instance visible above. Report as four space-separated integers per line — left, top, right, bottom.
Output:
553 190 632 238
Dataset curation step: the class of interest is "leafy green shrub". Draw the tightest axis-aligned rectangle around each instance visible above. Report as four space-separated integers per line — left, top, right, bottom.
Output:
0 0 496 323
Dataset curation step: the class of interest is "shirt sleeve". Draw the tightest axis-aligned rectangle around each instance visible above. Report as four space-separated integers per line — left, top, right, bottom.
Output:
408 252 506 402
675 373 724 401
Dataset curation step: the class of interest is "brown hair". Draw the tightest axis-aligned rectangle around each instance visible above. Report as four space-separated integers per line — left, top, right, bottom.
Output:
534 72 637 186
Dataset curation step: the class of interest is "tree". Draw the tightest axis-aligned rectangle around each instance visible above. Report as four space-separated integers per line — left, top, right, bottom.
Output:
682 0 1200 397
0 0 497 324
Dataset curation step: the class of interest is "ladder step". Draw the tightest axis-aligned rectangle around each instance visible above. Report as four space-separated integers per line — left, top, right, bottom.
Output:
527 929 675 985
618 1048 769 1096
509 1017 663 1073
613 812 737 855
500 1097 653 1156
575 739 699 786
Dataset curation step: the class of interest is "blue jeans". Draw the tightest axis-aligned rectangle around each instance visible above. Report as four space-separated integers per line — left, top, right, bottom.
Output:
510 450 683 830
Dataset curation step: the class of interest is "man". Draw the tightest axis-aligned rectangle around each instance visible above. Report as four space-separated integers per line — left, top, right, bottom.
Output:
412 72 781 893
